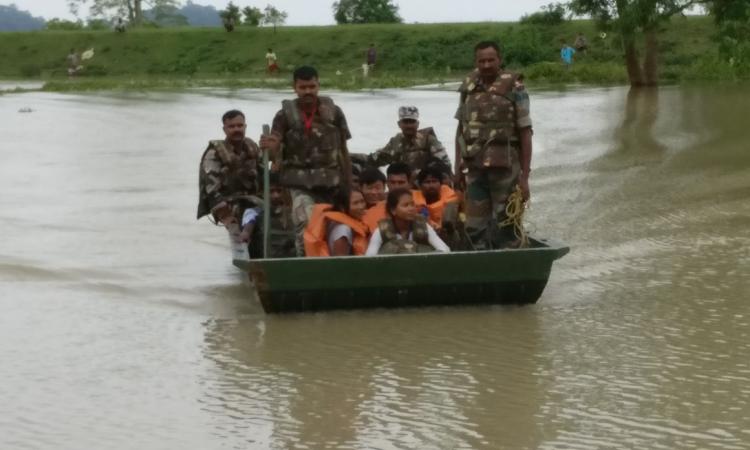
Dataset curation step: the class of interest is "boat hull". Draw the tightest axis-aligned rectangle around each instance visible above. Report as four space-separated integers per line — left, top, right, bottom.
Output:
234 238 569 313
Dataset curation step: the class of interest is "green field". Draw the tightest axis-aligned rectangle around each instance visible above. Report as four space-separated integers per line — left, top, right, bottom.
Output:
0 17 742 91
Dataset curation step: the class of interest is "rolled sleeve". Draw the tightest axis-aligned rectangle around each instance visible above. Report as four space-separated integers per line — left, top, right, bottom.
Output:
514 86 532 129
334 106 352 140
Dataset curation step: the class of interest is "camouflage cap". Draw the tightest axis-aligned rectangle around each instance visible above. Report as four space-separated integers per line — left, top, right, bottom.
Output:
398 106 419 121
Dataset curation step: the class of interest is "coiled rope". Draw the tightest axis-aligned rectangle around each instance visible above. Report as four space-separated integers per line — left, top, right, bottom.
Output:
499 184 529 248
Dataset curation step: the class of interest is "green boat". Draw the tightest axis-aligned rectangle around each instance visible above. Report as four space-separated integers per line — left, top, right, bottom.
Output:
232 237 569 313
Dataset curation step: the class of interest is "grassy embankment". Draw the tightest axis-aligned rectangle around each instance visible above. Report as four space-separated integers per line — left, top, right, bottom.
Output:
0 16 741 91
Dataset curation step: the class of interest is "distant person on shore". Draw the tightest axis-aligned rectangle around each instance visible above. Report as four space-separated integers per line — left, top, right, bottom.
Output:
366 43 377 69
66 49 80 76
560 40 575 68
266 48 279 74
574 32 588 55
114 17 126 33
259 65 353 256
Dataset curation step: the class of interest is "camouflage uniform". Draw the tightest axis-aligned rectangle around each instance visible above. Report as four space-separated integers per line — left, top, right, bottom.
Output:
271 96 352 256
197 138 263 223
377 217 435 254
455 69 532 249
369 128 452 175
249 205 296 259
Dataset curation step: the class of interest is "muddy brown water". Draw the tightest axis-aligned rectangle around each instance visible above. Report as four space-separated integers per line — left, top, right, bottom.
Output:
1 85 749 449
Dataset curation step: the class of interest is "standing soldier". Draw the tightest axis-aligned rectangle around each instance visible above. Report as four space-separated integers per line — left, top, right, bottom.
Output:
260 66 352 256
367 106 452 182
197 110 263 232
455 41 533 249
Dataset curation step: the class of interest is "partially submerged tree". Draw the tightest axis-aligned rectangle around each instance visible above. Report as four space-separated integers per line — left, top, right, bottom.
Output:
332 0 402 24
568 0 701 86
262 4 288 33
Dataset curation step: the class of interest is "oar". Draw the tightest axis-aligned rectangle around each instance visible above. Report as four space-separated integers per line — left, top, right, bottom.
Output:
261 124 271 258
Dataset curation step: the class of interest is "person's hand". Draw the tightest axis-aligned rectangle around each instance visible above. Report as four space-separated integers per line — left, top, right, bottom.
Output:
518 176 530 202
259 133 280 153
239 229 251 243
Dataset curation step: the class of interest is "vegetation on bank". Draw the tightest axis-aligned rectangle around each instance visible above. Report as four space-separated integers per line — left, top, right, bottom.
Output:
0 17 747 91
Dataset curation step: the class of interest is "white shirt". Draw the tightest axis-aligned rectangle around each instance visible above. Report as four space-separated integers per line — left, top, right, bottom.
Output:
327 223 353 254
365 226 450 256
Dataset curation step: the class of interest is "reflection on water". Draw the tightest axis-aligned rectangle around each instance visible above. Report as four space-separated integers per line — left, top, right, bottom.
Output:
1 85 749 449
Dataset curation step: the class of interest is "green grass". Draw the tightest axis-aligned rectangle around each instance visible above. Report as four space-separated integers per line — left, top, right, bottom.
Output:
0 16 745 91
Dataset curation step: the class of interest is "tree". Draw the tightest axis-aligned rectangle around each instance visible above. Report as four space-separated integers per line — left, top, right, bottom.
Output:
219 2 242 27
67 0 179 26
332 0 402 24
568 0 702 87
262 4 288 32
243 6 263 26
708 0 750 66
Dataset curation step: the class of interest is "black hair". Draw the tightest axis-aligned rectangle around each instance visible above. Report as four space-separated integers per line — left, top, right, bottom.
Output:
269 172 280 186
386 162 411 178
222 109 245 123
386 188 413 217
293 65 319 82
474 41 501 56
351 165 361 176
417 165 445 184
331 188 363 215
360 167 386 186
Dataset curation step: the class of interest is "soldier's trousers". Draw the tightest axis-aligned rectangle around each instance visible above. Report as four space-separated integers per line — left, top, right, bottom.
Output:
289 187 336 257
465 163 520 250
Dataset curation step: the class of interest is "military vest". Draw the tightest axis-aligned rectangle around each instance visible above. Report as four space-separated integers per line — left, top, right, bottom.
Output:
459 71 521 164
197 138 261 220
377 216 435 255
280 96 343 189
386 128 436 170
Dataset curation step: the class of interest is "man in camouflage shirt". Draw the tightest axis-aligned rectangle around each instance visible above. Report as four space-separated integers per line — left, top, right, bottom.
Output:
367 106 452 182
197 110 263 230
455 41 533 249
259 66 352 256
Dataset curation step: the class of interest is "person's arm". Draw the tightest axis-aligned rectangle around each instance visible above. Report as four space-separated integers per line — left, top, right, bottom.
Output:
429 135 453 175
426 226 450 253
454 94 466 188
368 140 393 168
328 224 353 256
514 80 533 202
260 110 285 160
201 148 233 224
365 229 382 256
331 237 352 256
335 106 353 189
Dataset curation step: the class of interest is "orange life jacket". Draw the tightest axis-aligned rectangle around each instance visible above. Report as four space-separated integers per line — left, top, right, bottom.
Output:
362 200 387 234
304 204 370 257
412 185 459 229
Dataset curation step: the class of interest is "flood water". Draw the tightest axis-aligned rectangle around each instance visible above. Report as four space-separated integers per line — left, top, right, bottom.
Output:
1 84 749 449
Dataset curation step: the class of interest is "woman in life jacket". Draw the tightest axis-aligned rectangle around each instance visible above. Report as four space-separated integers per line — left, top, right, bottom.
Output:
365 188 450 256
304 189 369 257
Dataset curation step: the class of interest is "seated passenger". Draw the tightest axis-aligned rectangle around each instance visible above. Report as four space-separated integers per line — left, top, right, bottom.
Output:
304 189 369 257
243 173 296 258
365 189 450 255
359 167 386 209
362 162 412 233
412 165 459 231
